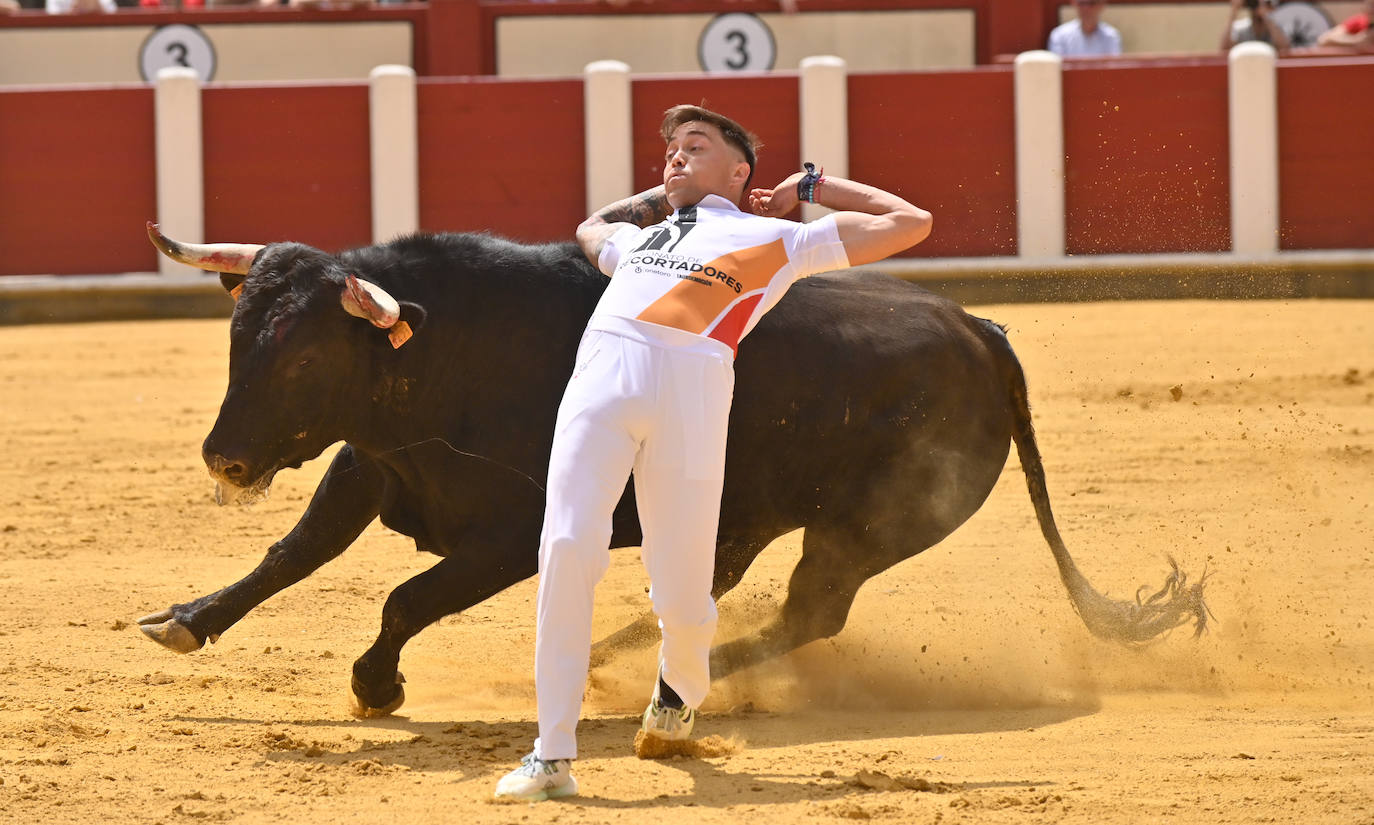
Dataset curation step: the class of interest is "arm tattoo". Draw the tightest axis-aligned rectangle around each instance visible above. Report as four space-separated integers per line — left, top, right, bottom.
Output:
578 224 620 267
592 185 672 229
578 186 672 268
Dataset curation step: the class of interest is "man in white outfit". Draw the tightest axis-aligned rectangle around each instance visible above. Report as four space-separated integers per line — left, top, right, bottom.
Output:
1047 0 1123 57
495 104 932 802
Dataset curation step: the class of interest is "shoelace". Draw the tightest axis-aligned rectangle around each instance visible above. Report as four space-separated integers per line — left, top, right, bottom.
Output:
650 703 691 728
516 753 563 778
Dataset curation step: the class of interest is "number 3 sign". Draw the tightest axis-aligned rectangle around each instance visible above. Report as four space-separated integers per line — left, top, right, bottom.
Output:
140 24 217 82
698 13 777 73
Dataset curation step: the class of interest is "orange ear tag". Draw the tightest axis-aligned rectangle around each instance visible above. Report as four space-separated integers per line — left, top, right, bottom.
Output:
230 283 244 302
388 321 413 349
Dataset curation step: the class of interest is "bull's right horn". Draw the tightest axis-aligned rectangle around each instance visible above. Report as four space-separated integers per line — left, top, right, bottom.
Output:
146 222 264 275
341 274 401 329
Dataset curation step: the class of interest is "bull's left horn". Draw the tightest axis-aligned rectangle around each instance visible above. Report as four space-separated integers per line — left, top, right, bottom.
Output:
341 274 401 329
146 222 264 275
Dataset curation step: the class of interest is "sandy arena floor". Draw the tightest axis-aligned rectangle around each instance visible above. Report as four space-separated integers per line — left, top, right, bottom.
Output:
0 298 1371 825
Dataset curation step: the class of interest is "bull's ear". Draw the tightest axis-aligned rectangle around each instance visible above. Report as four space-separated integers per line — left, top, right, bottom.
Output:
398 301 427 332
219 272 247 302
383 301 427 349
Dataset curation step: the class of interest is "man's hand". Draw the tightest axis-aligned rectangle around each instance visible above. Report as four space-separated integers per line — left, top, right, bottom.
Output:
751 169 932 267
747 172 806 218
1259 4 1291 49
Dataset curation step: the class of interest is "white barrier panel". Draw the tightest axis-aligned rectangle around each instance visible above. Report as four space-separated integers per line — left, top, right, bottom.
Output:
799 55 848 222
154 67 204 278
1014 50 1065 259
1228 42 1279 256
370 65 420 244
584 60 634 216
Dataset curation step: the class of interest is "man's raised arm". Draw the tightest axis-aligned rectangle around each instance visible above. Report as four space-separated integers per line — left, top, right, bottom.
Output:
749 172 932 267
575 185 674 271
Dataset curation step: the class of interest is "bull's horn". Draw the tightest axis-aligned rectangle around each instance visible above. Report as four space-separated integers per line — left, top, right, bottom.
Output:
341 274 400 329
146 222 263 275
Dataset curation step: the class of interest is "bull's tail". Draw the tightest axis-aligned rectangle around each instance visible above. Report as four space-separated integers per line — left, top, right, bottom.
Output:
979 317 1212 644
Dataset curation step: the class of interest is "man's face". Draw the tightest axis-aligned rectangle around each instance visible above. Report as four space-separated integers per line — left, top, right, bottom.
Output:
662 121 750 209
1075 0 1104 26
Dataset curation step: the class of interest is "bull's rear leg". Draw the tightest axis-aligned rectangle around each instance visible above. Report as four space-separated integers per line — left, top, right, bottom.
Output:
136 446 383 653
351 534 538 715
588 535 771 670
709 524 906 679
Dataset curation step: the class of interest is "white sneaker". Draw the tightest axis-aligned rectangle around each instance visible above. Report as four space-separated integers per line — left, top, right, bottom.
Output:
493 752 577 802
641 682 696 741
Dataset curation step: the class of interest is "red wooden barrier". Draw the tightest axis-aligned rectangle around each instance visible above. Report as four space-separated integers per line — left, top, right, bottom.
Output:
1277 58 1374 251
850 69 1017 258
3 57 1373 277
0 87 157 276
1062 61 1231 255
417 78 584 243
202 83 372 252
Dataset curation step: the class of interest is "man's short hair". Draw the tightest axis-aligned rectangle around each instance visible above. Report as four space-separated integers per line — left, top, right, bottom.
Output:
660 104 761 192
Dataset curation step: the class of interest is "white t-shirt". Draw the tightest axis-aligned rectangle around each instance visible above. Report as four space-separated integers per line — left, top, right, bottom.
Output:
592 194 849 357
1047 20 1123 57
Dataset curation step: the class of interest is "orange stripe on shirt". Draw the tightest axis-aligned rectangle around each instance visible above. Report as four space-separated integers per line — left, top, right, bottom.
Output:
635 238 789 335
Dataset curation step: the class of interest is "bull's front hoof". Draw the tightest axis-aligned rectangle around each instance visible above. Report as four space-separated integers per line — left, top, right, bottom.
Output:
135 610 204 654
348 671 406 719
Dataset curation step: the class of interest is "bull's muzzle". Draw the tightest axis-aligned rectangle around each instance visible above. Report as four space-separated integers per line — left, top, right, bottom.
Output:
203 448 247 484
202 445 274 507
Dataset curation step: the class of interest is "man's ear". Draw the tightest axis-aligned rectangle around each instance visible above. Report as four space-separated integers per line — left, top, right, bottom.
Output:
732 160 751 187
219 272 247 301
730 160 753 202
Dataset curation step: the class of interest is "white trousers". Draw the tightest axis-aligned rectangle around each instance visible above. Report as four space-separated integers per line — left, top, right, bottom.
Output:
534 325 735 761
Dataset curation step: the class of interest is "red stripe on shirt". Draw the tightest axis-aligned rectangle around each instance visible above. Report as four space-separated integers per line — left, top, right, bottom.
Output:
706 293 764 357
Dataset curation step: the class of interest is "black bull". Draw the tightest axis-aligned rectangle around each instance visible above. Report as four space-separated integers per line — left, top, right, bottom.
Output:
137 229 1209 715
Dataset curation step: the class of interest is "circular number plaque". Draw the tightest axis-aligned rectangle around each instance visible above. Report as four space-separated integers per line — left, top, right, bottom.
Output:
140 24 217 83
699 13 777 73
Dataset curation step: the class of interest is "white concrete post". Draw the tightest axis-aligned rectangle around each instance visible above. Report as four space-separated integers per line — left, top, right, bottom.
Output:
583 60 633 216
154 67 204 277
799 55 848 222
1228 42 1279 256
369 65 419 243
1013 50 1065 259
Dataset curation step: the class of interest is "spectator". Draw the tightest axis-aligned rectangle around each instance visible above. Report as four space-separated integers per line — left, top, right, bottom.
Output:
287 0 372 8
1047 0 1123 57
46 0 114 10
1316 0 1374 50
602 0 798 9
0 0 20 13
1222 0 1291 51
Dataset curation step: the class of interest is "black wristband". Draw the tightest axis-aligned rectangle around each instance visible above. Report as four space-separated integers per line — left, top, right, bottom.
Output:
797 162 823 204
